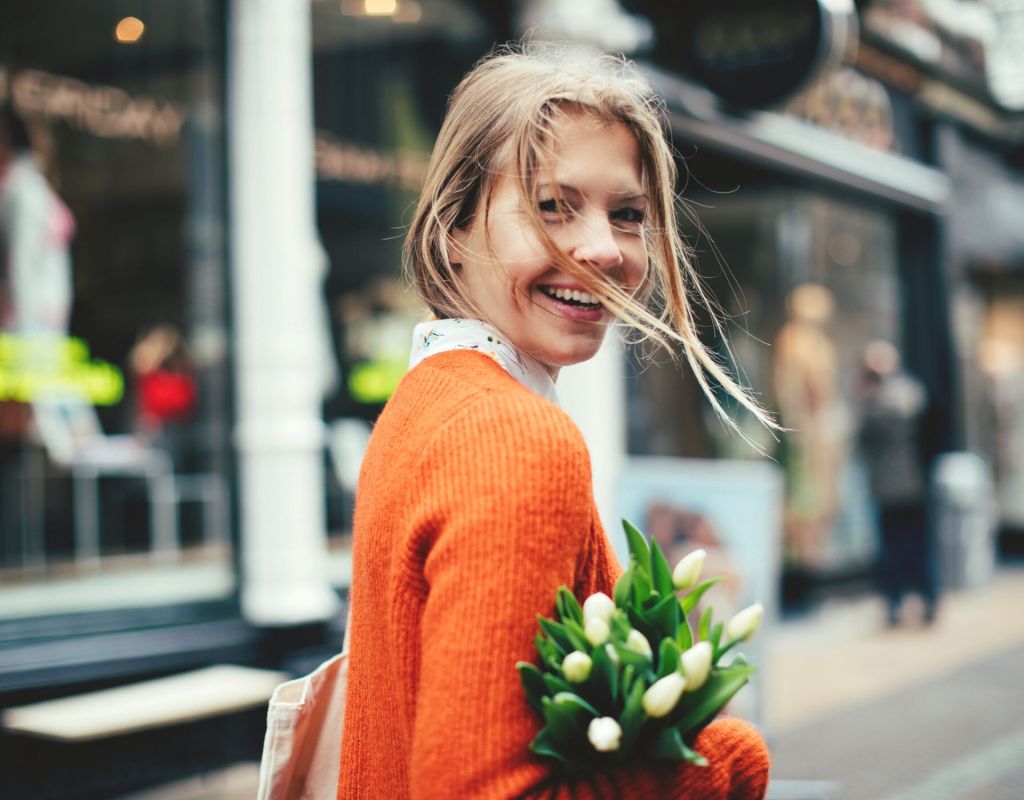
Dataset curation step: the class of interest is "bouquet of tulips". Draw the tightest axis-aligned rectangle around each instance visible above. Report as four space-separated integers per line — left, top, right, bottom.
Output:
517 520 763 772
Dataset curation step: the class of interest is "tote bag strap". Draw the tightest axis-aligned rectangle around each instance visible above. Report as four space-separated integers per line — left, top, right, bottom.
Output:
256 588 354 799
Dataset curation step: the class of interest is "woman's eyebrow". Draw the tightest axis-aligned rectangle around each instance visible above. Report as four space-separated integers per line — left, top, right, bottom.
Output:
540 182 647 203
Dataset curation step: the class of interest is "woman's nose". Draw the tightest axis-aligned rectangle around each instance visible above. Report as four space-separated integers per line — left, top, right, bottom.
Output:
570 214 624 271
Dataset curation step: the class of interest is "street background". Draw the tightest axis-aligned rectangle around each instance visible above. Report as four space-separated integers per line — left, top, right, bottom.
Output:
3 1 1024 798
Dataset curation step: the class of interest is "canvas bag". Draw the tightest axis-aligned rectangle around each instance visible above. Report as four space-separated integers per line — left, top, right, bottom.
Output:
256 615 350 800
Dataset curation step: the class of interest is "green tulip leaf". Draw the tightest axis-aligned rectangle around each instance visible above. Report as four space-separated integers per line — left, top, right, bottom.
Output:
698 606 713 643
651 725 710 765
553 690 601 718
541 695 585 749
652 725 685 761
709 622 724 657
517 662 549 713
630 563 654 607
622 519 650 568
606 610 630 639
563 619 590 653
681 741 710 766
528 727 570 767
614 569 634 608
675 616 693 651
538 617 573 656
610 609 633 641
680 577 723 614
674 663 756 734
656 637 682 679
543 673 573 696
556 585 584 627
590 640 619 703
620 664 637 701
618 676 648 750
649 538 675 598
648 592 682 641
535 634 561 670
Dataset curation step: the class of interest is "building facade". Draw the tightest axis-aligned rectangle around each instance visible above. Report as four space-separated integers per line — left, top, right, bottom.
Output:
2 0 1022 795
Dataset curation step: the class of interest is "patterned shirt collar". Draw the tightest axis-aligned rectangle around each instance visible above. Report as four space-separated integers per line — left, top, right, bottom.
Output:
409 318 559 405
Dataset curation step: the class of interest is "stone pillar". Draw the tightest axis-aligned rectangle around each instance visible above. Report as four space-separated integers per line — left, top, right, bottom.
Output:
228 0 338 625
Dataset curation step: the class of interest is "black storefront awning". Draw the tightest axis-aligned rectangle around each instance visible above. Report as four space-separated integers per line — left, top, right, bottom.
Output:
643 64 951 216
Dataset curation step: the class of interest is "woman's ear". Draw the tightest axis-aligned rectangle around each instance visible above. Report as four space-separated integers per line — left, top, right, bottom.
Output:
446 227 470 270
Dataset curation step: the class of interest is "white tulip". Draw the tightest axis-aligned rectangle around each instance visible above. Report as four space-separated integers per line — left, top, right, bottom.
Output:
587 716 623 752
625 629 652 658
642 672 687 718
725 602 764 643
585 616 611 647
680 641 712 692
604 643 620 666
582 592 615 625
561 651 593 684
672 549 706 591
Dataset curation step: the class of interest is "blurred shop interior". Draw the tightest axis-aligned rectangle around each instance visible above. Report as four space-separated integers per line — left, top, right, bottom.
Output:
2 0 1024 796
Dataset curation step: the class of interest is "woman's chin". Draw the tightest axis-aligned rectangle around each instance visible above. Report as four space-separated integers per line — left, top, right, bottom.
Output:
536 341 605 373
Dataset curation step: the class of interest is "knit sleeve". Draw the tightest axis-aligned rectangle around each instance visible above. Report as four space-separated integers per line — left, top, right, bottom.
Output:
408 394 770 800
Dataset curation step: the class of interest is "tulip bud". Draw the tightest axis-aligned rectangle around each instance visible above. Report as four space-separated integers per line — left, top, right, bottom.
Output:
672 549 706 591
561 651 593 684
582 592 615 625
642 671 687 718
585 616 611 646
605 643 620 666
680 641 712 692
625 629 652 658
587 716 623 752
725 602 764 643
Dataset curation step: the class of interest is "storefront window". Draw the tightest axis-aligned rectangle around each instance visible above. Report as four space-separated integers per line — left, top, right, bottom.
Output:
0 1 232 617
627 188 900 575
309 0 491 537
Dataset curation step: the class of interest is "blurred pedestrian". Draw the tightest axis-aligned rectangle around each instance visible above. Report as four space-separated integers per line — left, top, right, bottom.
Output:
129 324 198 435
339 44 774 799
857 340 938 626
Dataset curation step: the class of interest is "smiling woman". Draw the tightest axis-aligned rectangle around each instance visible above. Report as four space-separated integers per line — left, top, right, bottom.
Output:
450 113 648 376
339 42 774 799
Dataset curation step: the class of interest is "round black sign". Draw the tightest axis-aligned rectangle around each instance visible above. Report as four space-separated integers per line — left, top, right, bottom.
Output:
635 0 856 109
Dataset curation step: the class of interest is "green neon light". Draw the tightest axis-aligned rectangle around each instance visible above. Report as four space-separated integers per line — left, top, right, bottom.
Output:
348 358 407 404
0 333 125 406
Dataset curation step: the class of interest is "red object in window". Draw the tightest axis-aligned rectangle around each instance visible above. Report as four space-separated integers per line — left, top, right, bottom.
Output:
138 370 197 422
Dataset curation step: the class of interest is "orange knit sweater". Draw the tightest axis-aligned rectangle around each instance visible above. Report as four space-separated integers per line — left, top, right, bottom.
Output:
339 351 770 799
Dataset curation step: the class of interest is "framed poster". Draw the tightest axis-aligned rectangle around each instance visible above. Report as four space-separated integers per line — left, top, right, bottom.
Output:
617 456 784 727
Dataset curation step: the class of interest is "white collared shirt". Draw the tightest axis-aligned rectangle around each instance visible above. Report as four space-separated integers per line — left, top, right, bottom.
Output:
409 318 559 405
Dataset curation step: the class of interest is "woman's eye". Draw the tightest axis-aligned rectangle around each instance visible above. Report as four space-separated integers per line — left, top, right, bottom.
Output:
539 198 573 216
614 207 646 225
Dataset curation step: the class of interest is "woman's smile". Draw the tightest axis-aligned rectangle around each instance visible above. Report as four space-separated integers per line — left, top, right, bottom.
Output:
535 283 606 322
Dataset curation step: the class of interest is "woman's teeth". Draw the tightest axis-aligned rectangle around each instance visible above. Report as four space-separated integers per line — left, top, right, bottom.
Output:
540 286 601 307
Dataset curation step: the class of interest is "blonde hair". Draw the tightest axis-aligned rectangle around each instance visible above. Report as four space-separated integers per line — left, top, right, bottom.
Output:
404 42 775 438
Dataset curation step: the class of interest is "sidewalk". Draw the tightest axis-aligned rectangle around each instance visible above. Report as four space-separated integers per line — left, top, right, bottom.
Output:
765 565 1024 800
765 565 1024 734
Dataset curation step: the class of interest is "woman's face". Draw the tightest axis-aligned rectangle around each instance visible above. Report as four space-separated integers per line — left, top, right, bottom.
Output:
452 113 648 378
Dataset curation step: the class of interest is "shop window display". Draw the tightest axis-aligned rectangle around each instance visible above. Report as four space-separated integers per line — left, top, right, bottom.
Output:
0 1 231 614
627 189 900 585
